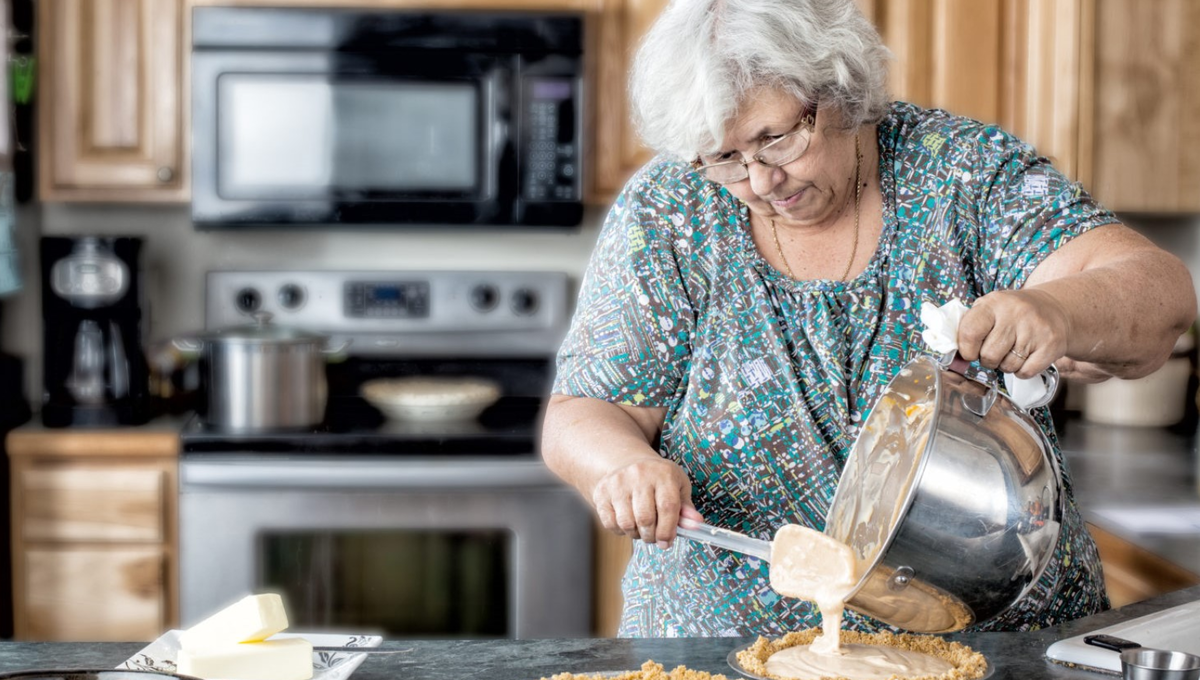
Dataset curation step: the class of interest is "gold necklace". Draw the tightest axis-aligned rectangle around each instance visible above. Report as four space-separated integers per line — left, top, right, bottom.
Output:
771 134 862 281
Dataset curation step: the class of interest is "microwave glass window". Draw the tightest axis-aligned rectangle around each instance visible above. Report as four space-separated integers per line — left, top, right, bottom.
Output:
219 75 479 199
334 82 477 191
259 529 511 638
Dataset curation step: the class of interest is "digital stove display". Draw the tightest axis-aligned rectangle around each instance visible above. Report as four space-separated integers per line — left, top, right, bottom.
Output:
345 280 429 318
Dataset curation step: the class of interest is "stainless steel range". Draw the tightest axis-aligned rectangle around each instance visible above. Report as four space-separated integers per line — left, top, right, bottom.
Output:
178 270 593 639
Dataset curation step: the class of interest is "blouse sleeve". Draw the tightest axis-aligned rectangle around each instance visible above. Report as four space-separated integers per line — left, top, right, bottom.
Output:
552 162 698 407
964 125 1119 295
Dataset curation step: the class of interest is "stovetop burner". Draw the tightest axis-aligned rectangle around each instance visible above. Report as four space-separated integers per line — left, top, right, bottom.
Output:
181 394 544 456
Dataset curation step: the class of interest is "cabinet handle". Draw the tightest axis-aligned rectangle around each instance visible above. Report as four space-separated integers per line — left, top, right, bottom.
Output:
156 166 175 183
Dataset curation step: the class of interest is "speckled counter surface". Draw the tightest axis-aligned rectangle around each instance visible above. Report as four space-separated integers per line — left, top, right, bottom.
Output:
1 586 1198 680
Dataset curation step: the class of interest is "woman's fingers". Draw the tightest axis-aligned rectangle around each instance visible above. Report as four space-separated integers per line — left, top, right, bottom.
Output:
957 290 1069 378
652 476 688 546
590 457 692 546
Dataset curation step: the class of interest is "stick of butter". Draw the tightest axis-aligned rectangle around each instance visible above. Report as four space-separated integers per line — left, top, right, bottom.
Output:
180 593 289 650
178 638 314 680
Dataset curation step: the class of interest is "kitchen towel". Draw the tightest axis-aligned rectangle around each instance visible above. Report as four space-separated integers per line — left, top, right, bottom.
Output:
0 170 19 297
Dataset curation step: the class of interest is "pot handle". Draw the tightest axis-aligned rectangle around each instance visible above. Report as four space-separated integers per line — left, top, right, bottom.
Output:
321 338 353 360
936 351 1060 415
172 338 203 354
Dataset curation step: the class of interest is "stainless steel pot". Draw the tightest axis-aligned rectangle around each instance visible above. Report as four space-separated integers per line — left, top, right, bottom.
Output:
825 353 1063 633
175 312 347 431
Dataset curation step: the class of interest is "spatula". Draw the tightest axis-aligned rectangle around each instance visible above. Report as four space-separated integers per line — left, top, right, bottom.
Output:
674 518 772 561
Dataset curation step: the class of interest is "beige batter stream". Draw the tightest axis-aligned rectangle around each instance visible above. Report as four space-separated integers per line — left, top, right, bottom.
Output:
762 396 950 679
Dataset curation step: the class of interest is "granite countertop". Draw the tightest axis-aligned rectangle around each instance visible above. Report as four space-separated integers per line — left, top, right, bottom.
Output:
1058 417 1200 573
0 586 1196 680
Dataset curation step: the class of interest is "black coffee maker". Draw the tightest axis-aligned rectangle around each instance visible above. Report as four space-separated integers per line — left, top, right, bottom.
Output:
40 236 151 427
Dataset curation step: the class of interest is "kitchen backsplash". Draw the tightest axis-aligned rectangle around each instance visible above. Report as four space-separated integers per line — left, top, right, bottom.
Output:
2 202 607 401
2 202 1199 404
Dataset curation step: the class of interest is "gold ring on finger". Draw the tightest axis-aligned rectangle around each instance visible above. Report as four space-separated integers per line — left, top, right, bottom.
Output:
1009 348 1028 360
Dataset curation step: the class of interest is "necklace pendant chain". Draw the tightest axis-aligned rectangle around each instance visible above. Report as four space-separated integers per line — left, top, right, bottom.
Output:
771 133 862 282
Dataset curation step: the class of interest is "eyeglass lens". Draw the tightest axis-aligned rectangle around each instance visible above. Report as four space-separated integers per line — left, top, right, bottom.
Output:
701 130 811 184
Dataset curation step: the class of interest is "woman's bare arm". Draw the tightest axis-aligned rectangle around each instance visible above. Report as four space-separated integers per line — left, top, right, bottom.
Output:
958 224 1196 382
541 394 700 546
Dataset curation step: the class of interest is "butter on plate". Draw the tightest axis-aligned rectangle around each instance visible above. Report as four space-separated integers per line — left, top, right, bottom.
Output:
180 593 290 649
178 593 314 680
179 637 314 680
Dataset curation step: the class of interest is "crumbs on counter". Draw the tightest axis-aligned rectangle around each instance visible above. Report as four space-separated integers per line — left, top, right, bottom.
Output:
542 659 733 680
736 629 987 680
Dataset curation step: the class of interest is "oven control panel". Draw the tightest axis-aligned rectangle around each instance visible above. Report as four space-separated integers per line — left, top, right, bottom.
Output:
205 270 571 357
344 280 430 318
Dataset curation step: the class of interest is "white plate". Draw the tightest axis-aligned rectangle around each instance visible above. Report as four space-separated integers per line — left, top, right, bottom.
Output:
118 630 383 680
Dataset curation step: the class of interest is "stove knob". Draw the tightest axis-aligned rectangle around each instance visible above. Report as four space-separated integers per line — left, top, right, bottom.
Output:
511 288 540 315
235 287 261 313
470 284 499 312
278 283 306 310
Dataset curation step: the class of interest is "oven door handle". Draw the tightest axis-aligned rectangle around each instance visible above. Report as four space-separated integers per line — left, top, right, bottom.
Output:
180 459 562 489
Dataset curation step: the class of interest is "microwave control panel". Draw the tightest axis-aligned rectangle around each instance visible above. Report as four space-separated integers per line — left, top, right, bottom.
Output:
524 78 578 202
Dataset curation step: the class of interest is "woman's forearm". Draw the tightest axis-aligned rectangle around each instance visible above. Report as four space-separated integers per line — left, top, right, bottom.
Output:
543 395 697 544
541 394 667 501
1029 246 1196 380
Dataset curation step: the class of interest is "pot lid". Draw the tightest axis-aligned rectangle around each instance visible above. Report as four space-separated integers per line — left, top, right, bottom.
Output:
199 311 328 344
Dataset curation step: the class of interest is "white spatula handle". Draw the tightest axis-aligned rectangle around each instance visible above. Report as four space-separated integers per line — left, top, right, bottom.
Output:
676 519 772 562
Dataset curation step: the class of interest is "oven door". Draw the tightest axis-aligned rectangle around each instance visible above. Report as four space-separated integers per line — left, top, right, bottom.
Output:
179 457 593 638
192 50 509 226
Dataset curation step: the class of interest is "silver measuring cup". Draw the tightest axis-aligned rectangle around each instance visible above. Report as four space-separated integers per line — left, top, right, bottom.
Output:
1086 634 1200 680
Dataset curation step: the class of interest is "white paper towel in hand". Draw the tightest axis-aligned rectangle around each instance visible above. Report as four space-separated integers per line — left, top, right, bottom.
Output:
919 299 969 353
919 299 1050 410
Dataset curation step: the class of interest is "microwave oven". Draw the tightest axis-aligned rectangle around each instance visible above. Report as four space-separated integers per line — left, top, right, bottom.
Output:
191 7 584 228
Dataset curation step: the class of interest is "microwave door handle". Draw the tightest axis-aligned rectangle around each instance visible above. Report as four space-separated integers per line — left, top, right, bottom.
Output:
483 72 502 199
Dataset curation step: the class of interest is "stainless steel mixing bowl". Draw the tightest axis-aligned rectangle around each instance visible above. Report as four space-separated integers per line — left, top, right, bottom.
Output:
825 354 1063 633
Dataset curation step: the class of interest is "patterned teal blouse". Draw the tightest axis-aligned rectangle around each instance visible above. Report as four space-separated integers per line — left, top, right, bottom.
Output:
553 102 1116 636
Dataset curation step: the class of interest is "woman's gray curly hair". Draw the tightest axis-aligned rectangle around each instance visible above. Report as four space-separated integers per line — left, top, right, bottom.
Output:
630 0 891 161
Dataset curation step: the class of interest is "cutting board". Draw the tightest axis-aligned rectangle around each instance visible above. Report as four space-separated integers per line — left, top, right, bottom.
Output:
1045 600 1200 674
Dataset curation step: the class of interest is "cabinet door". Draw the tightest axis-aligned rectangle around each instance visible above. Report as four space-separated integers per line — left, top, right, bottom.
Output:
877 0 1003 126
21 547 166 641
1087 0 1200 212
999 0 1090 182
19 466 166 543
1089 523 1200 608
591 0 667 200
37 0 188 202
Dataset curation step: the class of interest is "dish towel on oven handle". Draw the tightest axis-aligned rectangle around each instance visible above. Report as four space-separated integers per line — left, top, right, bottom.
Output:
919 299 1051 410
0 171 20 297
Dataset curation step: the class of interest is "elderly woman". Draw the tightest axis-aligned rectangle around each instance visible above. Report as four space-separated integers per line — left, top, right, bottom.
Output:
543 0 1196 637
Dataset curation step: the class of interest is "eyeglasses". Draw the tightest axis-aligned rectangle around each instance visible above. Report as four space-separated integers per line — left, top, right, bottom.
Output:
692 109 817 185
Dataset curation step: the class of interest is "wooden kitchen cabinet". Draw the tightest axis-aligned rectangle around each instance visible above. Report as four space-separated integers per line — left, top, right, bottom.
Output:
588 0 1200 213
37 0 189 202
872 0 1089 179
589 0 667 200
6 423 180 641
1089 523 1200 609
1085 0 1200 213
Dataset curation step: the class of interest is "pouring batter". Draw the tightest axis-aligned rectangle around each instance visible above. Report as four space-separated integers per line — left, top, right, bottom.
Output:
766 526 963 678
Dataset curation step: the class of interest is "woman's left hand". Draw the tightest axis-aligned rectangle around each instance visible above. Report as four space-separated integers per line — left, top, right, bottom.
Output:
955 288 1071 379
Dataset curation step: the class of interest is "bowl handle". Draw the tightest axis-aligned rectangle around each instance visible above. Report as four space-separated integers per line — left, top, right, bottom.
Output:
936 351 1060 414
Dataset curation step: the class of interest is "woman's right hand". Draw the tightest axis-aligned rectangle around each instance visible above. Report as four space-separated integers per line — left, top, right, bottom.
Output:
542 394 701 548
591 455 703 548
